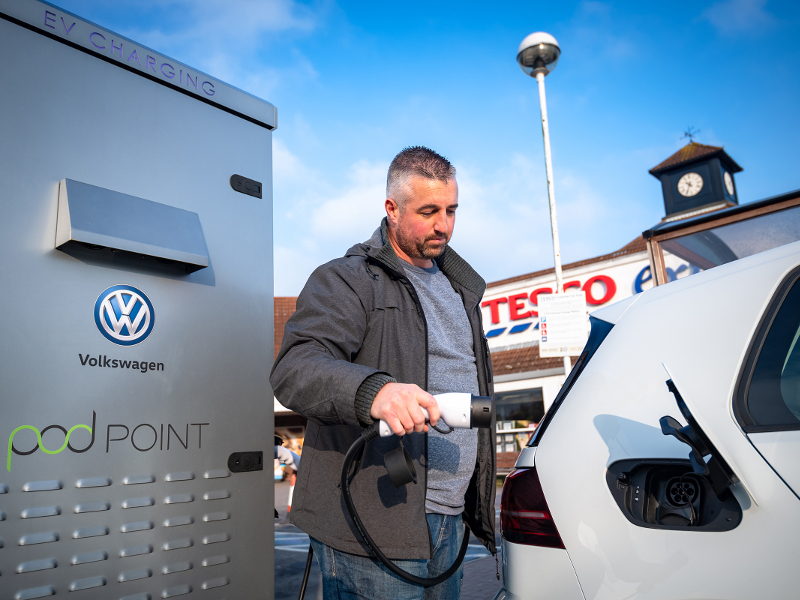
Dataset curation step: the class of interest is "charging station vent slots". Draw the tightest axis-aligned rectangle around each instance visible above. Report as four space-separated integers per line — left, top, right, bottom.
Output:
0 1 276 597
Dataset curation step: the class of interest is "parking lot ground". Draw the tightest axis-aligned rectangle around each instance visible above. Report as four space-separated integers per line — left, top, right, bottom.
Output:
461 554 502 600
275 479 504 600
275 522 323 600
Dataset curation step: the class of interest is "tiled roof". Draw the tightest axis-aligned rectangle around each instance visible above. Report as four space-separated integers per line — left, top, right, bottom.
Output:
274 297 297 360
490 343 578 374
486 236 647 289
649 142 742 174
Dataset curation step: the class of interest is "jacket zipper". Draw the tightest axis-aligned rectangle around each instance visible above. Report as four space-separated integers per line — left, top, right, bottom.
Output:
400 275 434 558
369 257 435 558
473 299 497 556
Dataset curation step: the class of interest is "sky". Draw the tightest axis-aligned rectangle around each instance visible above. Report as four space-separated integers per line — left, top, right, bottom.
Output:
53 0 800 295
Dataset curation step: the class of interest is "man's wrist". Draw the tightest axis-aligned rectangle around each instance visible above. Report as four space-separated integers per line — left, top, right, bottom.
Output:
354 373 396 427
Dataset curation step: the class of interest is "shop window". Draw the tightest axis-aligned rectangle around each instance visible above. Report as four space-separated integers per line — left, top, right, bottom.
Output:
495 388 545 453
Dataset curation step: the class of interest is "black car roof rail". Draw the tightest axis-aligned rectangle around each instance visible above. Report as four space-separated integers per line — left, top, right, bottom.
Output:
528 316 615 447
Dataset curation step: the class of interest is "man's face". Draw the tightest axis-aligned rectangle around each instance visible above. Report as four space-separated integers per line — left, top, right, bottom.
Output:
386 176 458 266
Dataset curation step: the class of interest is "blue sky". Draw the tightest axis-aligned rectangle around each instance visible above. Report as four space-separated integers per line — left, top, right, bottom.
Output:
54 0 800 295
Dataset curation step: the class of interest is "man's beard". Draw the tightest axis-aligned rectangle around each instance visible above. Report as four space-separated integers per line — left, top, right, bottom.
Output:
395 229 449 260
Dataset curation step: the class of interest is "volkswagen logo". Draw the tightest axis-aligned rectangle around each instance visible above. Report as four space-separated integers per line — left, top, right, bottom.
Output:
94 285 155 346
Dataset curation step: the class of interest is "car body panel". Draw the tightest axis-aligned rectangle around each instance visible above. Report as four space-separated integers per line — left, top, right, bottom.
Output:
589 293 641 326
748 431 800 499
527 241 800 599
500 536 585 600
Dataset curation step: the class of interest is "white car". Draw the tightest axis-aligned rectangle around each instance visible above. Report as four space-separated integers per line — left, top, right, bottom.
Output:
496 240 800 600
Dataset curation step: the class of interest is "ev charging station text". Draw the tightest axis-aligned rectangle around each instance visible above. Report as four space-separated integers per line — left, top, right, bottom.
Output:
41 9 216 98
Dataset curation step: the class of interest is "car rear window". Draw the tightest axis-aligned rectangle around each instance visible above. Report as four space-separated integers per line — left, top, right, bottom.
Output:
745 275 800 427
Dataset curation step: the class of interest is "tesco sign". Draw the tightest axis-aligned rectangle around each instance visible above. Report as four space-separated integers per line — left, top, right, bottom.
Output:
481 274 617 325
480 247 701 346
480 254 666 345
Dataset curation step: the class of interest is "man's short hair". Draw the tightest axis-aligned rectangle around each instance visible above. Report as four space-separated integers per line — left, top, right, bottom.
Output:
386 146 456 206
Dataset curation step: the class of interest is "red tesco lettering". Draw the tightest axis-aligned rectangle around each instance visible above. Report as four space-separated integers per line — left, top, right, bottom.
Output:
481 297 507 324
583 275 616 305
508 293 530 320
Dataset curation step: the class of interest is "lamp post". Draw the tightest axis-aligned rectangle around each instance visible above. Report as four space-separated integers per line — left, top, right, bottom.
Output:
517 31 571 373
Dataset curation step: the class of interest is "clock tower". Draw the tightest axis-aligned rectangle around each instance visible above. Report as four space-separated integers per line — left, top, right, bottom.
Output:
649 142 742 220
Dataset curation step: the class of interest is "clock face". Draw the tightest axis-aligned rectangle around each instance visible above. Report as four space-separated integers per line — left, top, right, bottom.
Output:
677 172 703 197
724 171 735 195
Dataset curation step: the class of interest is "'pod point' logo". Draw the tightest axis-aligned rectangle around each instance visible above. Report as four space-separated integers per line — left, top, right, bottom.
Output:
94 285 155 346
7 413 96 472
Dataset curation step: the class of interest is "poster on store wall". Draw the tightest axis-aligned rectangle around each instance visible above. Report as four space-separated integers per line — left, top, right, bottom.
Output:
538 291 589 357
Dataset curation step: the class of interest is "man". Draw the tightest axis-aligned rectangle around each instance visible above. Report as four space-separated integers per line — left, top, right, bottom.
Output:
270 146 495 599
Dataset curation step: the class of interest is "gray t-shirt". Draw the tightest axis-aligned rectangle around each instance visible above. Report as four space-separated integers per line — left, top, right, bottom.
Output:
403 260 479 515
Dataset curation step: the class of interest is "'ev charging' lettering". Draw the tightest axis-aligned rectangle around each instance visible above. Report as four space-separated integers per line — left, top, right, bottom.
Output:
45 8 216 97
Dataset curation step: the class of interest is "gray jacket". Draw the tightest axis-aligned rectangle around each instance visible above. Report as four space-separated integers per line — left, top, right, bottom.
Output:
270 219 496 559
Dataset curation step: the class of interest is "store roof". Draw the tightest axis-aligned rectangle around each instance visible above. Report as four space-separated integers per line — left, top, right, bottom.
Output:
649 142 742 175
490 343 578 375
274 297 297 360
486 236 647 289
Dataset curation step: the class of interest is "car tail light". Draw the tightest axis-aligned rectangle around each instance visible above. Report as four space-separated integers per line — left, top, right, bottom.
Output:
500 467 565 549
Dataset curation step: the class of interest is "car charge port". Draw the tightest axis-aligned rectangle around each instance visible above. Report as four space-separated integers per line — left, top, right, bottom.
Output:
607 459 742 532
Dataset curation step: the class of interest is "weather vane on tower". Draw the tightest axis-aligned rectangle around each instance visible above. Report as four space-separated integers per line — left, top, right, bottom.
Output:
682 126 700 143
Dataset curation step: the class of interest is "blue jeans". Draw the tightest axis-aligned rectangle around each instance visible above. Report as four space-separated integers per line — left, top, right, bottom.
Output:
309 513 465 600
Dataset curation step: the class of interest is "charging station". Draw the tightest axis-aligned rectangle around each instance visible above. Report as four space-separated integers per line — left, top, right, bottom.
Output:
0 1 276 598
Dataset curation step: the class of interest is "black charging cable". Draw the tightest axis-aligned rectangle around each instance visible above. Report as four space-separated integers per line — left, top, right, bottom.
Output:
298 421 470 599
298 545 314 600
340 422 470 587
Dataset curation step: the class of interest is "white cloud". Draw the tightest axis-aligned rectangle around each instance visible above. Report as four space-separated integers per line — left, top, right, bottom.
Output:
451 155 554 279
274 138 316 184
274 244 325 298
310 161 388 243
272 143 387 294
273 138 331 228
135 0 319 45
113 0 326 99
701 0 777 35
271 144 622 295
453 154 616 283
558 172 605 228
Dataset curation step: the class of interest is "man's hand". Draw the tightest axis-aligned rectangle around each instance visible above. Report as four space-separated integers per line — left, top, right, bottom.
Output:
370 383 441 436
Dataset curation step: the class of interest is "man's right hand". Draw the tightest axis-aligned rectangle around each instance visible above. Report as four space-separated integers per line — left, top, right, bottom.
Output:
370 383 441 436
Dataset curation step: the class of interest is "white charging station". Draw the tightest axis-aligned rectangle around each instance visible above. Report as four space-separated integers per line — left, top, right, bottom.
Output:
0 1 276 597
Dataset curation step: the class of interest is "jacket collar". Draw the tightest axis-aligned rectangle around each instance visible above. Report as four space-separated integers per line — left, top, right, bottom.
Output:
365 218 486 298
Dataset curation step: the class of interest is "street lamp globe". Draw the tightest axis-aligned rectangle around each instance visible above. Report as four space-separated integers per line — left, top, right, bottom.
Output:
517 32 560 77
